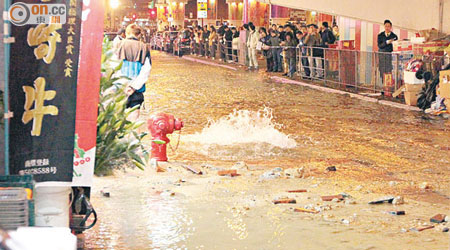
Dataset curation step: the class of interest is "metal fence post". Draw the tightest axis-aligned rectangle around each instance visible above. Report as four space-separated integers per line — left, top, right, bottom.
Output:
354 50 358 92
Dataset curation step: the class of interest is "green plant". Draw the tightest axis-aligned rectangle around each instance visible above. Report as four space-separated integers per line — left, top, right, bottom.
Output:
94 38 149 175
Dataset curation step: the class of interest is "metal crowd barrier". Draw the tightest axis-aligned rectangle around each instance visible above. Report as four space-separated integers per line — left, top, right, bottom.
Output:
150 36 448 95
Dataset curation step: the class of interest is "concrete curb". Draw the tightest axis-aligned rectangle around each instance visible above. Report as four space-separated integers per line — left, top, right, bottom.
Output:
271 76 421 112
182 56 238 71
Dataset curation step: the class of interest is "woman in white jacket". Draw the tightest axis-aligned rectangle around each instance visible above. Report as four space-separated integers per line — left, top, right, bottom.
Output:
247 24 259 70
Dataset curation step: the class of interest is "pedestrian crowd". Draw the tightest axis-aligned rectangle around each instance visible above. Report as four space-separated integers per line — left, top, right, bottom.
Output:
169 21 338 79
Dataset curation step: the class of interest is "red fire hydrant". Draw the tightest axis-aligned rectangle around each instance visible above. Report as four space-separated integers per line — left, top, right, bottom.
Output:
148 113 183 161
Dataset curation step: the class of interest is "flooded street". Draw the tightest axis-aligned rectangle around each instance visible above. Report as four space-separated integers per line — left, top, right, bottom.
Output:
85 51 450 249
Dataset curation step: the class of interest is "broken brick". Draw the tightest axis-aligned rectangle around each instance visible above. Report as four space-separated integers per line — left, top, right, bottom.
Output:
430 214 446 223
287 189 307 193
294 208 319 214
273 198 296 204
218 170 237 176
322 195 344 201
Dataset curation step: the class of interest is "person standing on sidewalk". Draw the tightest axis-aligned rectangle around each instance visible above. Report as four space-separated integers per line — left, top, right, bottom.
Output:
202 25 210 57
232 27 240 62
304 24 322 79
296 31 310 79
269 30 282 72
284 32 298 78
243 24 250 67
209 26 218 59
259 28 273 72
247 24 260 70
377 20 398 83
225 26 234 62
321 22 335 46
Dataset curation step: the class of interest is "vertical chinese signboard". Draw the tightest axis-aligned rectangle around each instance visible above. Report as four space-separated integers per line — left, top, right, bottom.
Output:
71 0 104 187
8 0 83 183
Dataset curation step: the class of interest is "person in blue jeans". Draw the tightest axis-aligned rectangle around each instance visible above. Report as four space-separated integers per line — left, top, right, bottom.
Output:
296 31 310 79
117 24 152 121
269 30 282 72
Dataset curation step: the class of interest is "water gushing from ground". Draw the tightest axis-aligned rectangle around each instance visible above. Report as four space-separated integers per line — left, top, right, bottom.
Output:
181 108 297 160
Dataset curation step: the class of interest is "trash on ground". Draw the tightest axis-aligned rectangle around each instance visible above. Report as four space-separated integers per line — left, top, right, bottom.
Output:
322 195 344 201
392 196 404 205
100 190 110 198
419 182 432 190
273 198 296 204
326 166 337 172
430 214 446 223
368 196 395 204
294 208 319 214
287 189 307 193
388 211 406 215
284 168 304 178
218 170 238 176
182 165 203 175
410 225 434 232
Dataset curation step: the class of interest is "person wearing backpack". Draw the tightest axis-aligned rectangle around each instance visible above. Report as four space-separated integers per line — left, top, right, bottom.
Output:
321 22 336 47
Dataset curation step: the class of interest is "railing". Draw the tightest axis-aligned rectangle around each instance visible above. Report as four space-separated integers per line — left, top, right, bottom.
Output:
150 34 449 96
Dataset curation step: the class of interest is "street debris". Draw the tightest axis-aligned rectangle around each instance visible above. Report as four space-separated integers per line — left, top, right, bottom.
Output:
160 190 176 197
443 227 449 233
284 167 304 178
326 166 336 172
273 198 296 204
410 225 434 232
322 195 344 201
354 185 363 191
392 196 405 205
100 190 110 198
174 179 186 186
294 208 319 214
430 214 446 223
231 161 248 170
218 170 239 177
182 165 203 175
287 189 307 193
368 196 395 204
388 211 406 215
260 169 283 180
344 199 357 205
419 182 432 190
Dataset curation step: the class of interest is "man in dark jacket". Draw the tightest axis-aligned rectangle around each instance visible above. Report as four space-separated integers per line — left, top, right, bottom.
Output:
377 20 398 83
225 26 234 61
321 22 335 47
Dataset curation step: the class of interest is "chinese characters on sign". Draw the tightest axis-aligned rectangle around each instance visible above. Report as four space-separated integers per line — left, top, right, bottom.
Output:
27 24 62 64
65 1 78 78
9 0 83 182
22 77 59 136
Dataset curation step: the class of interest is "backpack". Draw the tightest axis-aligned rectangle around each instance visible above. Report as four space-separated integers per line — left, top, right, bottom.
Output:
327 30 336 44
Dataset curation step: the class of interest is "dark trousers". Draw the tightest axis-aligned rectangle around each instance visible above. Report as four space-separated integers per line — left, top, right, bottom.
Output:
225 41 232 61
301 56 310 77
272 48 282 72
266 57 274 71
288 57 296 77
